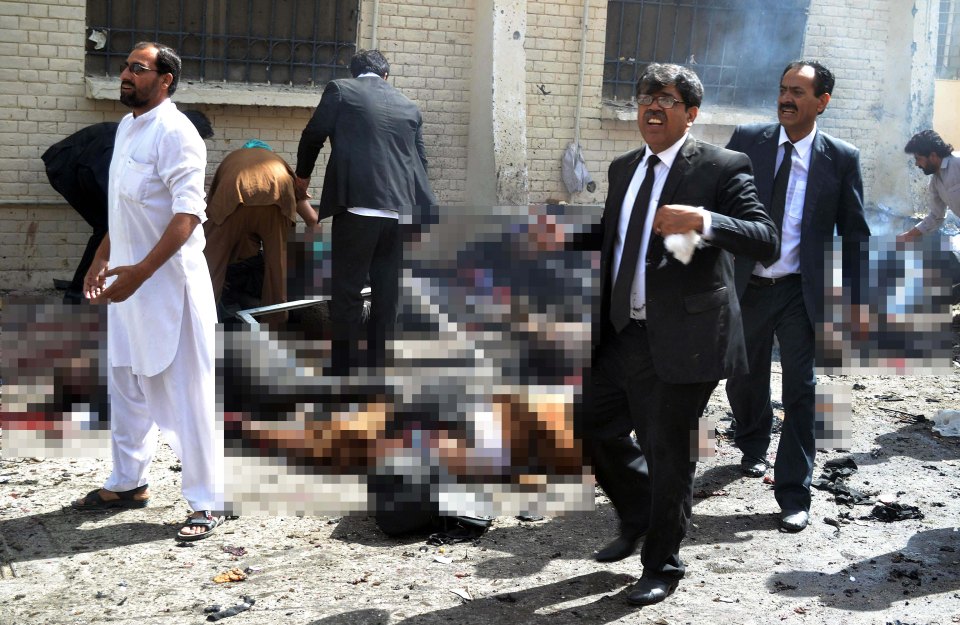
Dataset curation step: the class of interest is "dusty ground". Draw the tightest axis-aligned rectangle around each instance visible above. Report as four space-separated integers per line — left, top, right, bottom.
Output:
1 302 959 625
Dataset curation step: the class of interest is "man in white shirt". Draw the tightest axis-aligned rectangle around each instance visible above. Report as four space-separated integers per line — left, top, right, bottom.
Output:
725 61 870 533
898 129 960 242
71 42 223 541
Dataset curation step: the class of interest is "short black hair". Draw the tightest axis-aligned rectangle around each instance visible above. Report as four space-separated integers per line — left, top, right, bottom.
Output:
182 109 214 139
904 129 954 158
350 49 390 79
635 63 703 108
134 41 182 96
782 60 835 97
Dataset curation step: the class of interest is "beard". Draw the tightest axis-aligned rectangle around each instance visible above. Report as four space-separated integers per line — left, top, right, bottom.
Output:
120 89 149 109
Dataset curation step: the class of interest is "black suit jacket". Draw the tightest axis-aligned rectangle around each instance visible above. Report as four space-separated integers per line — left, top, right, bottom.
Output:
598 136 778 384
295 76 436 220
726 123 870 326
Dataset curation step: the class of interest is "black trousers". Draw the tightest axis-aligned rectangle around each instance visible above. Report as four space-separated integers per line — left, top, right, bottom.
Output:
330 211 400 373
726 277 816 512
584 322 715 581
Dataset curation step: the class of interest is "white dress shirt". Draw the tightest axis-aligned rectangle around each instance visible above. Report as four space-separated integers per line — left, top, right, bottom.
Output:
612 133 711 320
107 98 217 376
754 125 817 278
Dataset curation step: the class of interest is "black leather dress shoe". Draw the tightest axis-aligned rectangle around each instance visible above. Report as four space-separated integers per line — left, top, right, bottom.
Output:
779 509 809 532
740 455 767 477
594 529 647 562
625 577 679 606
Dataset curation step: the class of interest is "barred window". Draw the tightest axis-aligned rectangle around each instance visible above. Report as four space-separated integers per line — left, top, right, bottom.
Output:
938 0 960 79
85 0 359 87
604 0 810 107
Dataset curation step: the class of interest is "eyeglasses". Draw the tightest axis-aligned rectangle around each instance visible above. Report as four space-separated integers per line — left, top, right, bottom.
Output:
637 94 685 109
120 62 159 75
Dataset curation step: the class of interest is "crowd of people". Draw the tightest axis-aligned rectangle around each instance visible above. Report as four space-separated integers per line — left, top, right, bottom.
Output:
42 40 957 606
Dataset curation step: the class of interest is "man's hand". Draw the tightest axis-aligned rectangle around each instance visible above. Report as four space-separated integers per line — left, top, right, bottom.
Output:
83 258 110 302
895 227 922 244
652 204 705 237
98 263 152 303
294 176 311 201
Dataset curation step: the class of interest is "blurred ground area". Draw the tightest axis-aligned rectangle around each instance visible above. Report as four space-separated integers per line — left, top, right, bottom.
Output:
0 293 958 625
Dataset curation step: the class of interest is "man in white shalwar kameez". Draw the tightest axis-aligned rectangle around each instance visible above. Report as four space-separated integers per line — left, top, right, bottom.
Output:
71 42 223 541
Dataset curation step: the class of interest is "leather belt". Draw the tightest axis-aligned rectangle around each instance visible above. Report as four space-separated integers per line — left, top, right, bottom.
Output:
749 273 800 287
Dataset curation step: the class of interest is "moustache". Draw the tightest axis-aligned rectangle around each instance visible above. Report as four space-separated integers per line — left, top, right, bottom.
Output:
643 111 666 122
121 81 135 89
779 104 797 112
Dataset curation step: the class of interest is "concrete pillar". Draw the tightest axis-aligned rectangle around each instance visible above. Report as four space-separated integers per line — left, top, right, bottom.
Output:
874 0 938 214
465 0 529 207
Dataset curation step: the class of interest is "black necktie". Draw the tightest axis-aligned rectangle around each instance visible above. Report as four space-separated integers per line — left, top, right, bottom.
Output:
763 142 793 268
610 154 660 332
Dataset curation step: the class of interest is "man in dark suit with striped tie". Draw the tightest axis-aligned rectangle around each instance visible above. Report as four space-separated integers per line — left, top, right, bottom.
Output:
583 63 776 606
724 61 870 533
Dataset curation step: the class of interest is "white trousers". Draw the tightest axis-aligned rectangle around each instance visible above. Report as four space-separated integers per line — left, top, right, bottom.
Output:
104 301 222 511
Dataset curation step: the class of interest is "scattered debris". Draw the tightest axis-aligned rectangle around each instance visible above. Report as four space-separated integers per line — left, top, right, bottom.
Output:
222 546 247 557
206 596 255 622
877 406 926 423
867 503 924 522
891 552 922 564
213 568 247 584
450 588 472 601
713 596 737 603
693 489 729 499
823 517 842 532
243 566 261 574
932 410 960 437
772 580 798 592
811 456 874 505
433 555 453 565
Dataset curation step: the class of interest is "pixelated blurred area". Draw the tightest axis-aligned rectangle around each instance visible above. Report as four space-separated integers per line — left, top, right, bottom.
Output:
220 205 598 516
0 297 110 457
817 236 958 374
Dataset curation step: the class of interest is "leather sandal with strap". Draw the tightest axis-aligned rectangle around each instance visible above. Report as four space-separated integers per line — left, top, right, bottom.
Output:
176 511 224 542
71 485 150 511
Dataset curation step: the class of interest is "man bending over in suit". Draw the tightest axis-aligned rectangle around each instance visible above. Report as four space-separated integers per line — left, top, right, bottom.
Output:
583 63 776 606
294 49 436 373
724 61 870 533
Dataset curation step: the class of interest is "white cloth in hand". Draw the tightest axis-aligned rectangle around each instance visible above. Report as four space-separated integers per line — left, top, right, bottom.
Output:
663 231 702 265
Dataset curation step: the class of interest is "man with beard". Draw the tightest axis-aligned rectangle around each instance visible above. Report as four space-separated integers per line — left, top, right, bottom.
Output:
71 42 223 541
724 61 870 532
898 130 960 242
584 63 776 605
41 110 213 303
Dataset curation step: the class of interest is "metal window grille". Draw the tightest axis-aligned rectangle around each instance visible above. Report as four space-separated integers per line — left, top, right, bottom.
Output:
604 0 810 107
86 0 359 86
938 0 960 79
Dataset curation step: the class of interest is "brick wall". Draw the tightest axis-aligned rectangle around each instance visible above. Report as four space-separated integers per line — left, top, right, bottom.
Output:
0 0 936 289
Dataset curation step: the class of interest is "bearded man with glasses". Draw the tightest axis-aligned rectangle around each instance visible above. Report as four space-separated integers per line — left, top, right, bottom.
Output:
70 42 224 542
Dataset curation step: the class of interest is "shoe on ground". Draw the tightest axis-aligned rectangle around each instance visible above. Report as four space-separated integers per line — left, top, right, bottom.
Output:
625 577 679 606
594 528 648 563
740 455 767 477
779 509 809 532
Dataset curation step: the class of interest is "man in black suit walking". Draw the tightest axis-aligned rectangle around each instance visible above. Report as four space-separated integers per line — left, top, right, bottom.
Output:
584 63 776 605
295 49 436 373
725 61 870 533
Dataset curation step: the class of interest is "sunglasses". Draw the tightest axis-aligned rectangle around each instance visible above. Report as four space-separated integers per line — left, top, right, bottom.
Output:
120 62 160 75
